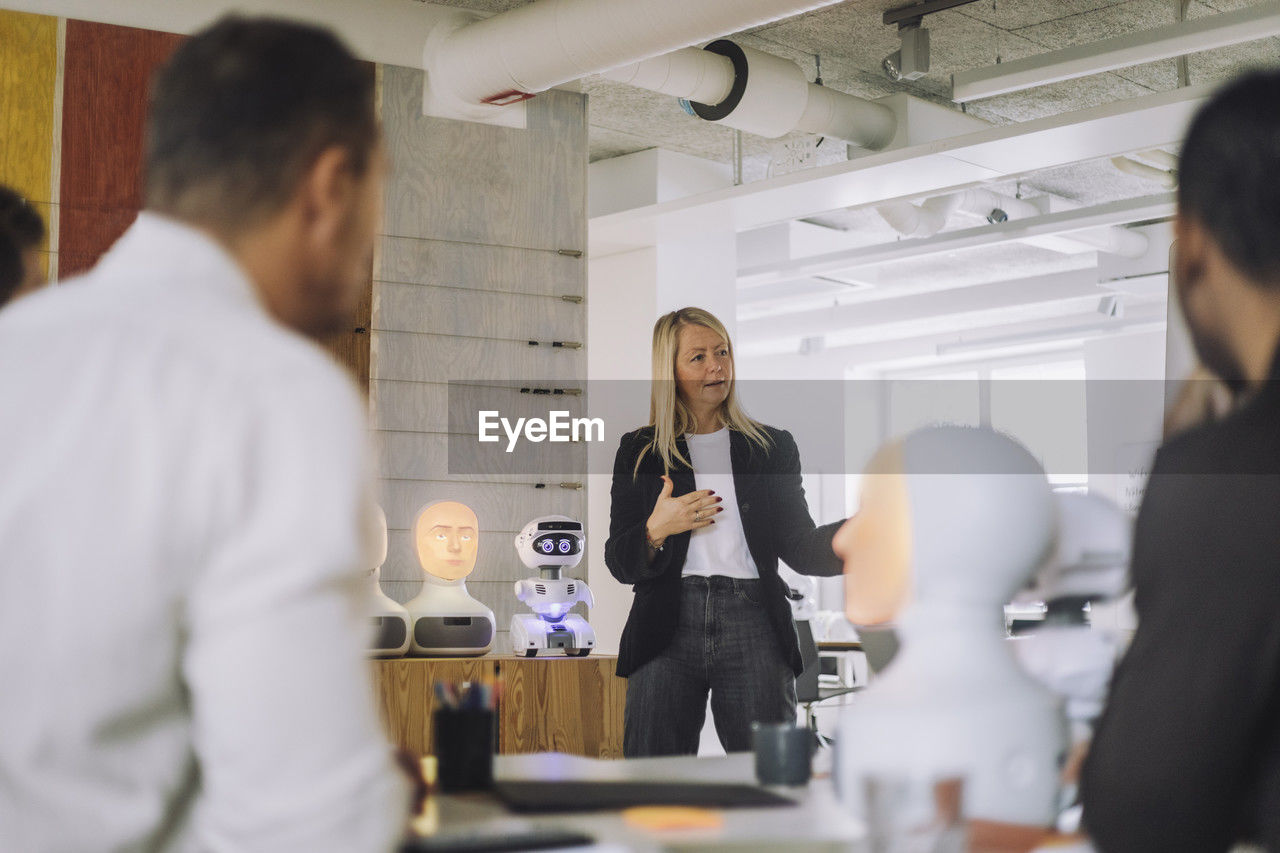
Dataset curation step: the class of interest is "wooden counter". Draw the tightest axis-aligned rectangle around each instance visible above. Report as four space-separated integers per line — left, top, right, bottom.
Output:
372 654 624 759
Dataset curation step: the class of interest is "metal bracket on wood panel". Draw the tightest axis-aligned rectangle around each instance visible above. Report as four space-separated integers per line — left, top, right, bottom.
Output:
560 295 584 304
526 340 583 349
520 387 583 396
533 482 584 490
556 249 584 258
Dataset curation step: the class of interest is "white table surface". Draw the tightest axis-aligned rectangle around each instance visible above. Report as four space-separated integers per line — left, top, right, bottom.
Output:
417 751 865 852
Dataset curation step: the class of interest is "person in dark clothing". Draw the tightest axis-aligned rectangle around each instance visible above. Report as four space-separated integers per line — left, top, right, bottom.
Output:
0 185 46 306
605 307 845 757
1081 70 1280 852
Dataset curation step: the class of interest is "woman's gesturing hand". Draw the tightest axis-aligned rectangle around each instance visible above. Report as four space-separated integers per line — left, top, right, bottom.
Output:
645 475 723 547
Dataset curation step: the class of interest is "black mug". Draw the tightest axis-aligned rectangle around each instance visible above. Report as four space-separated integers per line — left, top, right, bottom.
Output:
752 722 813 786
433 708 495 792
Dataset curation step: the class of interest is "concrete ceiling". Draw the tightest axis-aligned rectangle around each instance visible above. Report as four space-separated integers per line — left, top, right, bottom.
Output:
442 0 1278 370
445 0 1277 182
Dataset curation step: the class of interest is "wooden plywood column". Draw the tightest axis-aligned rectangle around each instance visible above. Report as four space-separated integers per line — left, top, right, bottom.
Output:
53 19 372 388
373 66 588 655
59 20 182 278
498 656 624 758
372 657 497 757
370 655 624 758
0 10 58 282
316 61 378 393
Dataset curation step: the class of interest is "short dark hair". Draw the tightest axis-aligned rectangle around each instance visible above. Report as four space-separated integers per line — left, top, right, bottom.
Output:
1179 70 1280 288
0 185 46 305
145 15 378 228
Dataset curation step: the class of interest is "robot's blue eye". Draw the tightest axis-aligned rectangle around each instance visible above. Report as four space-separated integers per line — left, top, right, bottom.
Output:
540 540 555 553
558 539 571 554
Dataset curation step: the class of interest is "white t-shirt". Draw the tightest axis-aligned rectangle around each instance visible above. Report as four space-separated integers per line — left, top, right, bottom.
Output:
681 428 760 579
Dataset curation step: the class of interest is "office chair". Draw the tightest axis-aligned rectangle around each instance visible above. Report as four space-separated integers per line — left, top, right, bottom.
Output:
857 626 899 674
795 619 861 744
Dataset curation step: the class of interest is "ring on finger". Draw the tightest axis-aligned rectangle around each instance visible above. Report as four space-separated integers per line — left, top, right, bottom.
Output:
694 510 701 521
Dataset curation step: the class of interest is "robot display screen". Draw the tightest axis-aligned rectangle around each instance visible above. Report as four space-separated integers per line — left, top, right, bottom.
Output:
534 534 581 556
537 521 582 532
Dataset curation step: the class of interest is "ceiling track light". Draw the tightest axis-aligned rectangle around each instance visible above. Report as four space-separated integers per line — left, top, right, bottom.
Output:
883 23 931 83
880 0 988 83
882 0 986 27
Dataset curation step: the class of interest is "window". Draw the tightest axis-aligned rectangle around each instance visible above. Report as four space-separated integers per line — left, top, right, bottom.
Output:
989 360 1088 488
887 369 981 436
879 356 1088 489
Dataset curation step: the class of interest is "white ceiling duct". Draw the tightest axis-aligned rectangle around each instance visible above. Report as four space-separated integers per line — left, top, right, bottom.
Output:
603 40 897 150
1136 149 1178 171
875 189 1148 258
876 198 950 238
601 47 736 105
792 76 896 149
2 0 465 69
688 41 812 138
1110 156 1177 189
877 189 1038 239
949 189 1040 223
689 41 896 149
425 0 844 109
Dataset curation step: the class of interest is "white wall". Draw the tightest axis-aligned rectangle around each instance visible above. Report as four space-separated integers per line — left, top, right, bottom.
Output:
586 248 657 653
1084 329 1166 514
583 233 740 652
586 150 737 653
656 233 738 339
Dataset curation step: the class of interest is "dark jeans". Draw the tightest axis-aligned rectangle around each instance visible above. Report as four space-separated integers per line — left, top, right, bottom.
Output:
623 575 796 757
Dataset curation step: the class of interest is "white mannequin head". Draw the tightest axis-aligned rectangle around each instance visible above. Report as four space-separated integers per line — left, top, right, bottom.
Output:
1017 492 1130 604
835 426 1057 625
831 427 1067 826
365 503 389 582
363 502 411 657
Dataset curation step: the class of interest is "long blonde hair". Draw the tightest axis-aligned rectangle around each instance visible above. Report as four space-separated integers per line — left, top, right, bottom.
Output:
637 307 772 476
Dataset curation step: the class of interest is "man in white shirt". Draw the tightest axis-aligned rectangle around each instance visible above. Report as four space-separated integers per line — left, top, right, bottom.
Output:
0 17 406 852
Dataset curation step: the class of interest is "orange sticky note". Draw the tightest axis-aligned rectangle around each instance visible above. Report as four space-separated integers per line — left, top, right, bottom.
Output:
622 806 724 831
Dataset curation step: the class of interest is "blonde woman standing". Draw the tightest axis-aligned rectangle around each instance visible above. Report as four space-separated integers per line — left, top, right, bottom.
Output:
604 307 845 757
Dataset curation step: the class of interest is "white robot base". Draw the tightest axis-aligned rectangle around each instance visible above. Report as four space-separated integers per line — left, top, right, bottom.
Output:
369 609 411 658
510 613 595 657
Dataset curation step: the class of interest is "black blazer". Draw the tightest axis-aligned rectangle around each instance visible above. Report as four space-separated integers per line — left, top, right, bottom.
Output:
604 424 844 678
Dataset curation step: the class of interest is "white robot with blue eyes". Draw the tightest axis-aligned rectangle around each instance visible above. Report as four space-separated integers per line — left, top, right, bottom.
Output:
510 516 595 657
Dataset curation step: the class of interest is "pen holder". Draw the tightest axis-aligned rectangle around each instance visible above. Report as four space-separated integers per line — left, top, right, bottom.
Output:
433 708 495 793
